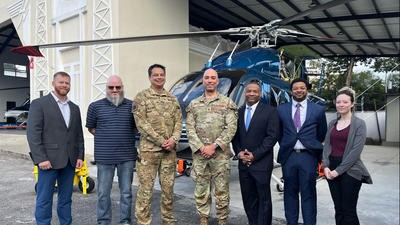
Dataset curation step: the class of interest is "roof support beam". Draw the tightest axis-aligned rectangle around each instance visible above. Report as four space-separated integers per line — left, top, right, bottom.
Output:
254 0 334 55
287 12 399 25
282 0 351 55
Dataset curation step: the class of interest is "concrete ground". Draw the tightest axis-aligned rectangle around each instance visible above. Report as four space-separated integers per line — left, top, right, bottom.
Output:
0 129 398 225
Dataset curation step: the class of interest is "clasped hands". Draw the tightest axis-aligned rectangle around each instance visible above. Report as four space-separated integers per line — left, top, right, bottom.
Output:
323 167 339 180
200 144 217 159
238 149 254 166
161 138 176 152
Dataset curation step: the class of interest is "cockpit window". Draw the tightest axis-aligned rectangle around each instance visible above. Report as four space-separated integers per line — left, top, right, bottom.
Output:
183 82 204 102
171 81 193 98
170 72 201 99
182 77 232 103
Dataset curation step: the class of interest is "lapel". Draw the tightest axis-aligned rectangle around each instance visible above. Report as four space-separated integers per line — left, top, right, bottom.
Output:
48 94 69 130
67 101 74 129
301 100 313 130
285 103 297 131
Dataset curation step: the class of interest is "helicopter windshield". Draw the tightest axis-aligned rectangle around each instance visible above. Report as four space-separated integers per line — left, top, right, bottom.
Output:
183 77 232 102
170 72 199 99
170 69 247 118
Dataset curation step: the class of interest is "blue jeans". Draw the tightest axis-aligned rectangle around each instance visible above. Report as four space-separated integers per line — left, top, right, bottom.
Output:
35 162 75 225
97 161 134 225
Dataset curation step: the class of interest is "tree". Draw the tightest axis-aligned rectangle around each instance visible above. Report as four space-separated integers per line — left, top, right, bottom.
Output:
311 71 385 111
324 57 372 86
372 57 400 73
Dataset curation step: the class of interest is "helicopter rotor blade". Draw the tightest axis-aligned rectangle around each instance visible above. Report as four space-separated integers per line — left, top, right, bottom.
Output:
280 0 353 26
279 29 399 53
11 29 242 56
236 0 354 51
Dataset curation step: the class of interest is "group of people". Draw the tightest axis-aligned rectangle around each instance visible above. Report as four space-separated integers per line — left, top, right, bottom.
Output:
27 65 372 225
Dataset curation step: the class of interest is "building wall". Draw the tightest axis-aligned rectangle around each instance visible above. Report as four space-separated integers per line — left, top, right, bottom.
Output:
114 0 189 100
2 0 234 155
385 95 399 145
0 0 17 24
326 111 386 142
6 0 191 155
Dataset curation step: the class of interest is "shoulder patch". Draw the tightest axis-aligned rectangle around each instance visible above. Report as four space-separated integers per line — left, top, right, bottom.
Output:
132 103 137 112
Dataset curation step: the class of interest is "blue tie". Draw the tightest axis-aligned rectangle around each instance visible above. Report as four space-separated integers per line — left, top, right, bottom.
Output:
245 107 252 131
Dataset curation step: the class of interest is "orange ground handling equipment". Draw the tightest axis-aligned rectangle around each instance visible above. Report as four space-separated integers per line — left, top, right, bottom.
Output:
32 159 95 194
176 159 192 177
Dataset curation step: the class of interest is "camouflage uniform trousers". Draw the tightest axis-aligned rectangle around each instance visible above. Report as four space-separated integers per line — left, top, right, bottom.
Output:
191 153 231 220
135 150 176 225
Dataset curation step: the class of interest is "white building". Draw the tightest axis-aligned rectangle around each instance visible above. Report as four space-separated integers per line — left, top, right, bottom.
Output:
0 0 233 155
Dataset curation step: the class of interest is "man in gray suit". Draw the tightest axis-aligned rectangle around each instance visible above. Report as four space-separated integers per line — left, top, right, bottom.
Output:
27 71 85 225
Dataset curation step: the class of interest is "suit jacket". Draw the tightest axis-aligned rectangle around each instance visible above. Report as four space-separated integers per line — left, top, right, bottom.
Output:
322 115 372 184
232 102 280 171
277 100 327 165
27 94 85 169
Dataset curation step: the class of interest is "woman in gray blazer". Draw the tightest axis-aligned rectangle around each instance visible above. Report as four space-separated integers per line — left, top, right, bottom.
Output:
322 87 372 225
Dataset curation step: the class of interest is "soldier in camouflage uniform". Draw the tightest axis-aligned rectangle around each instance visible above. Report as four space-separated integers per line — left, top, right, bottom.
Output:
186 68 238 225
133 64 182 225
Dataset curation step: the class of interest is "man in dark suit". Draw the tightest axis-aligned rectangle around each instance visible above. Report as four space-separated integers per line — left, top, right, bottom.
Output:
232 80 280 225
27 71 85 225
277 78 327 225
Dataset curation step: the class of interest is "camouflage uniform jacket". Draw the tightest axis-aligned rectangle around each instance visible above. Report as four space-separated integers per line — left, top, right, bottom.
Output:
186 93 238 158
133 87 182 152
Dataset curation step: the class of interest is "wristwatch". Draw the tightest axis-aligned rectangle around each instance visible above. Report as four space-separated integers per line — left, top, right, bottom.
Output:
213 143 219 149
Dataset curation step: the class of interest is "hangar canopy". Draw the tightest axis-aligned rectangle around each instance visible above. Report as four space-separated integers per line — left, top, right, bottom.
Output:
189 0 400 58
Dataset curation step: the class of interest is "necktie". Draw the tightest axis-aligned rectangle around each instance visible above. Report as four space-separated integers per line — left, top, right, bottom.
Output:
245 107 252 131
294 103 301 130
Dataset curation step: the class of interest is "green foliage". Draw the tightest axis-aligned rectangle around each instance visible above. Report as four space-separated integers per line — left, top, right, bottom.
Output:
312 71 385 111
372 57 400 73
310 57 399 111
325 57 371 75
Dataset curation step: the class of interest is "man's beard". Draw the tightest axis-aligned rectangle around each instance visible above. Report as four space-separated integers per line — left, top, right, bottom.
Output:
106 91 124 106
54 86 69 97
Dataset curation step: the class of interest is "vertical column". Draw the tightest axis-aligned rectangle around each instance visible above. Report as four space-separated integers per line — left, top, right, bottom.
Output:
91 0 113 101
32 0 49 99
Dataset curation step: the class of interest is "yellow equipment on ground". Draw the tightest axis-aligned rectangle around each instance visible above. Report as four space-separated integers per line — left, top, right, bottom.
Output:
32 159 95 194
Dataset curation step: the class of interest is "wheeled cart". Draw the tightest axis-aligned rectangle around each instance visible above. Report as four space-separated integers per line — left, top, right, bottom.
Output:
32 159 95 194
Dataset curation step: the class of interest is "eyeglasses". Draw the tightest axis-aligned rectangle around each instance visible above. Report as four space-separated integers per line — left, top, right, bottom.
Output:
107 86 122 90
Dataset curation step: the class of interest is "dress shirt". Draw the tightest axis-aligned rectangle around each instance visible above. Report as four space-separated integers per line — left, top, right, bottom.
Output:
51 92 70 127
244 101 259 125
292 98 307 149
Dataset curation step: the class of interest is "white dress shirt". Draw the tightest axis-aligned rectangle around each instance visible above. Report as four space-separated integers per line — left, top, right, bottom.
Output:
51 92 70 127
244 101 259 126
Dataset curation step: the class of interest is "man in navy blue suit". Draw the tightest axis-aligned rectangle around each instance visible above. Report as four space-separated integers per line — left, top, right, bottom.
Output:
232 80 280 225
277 78 327 225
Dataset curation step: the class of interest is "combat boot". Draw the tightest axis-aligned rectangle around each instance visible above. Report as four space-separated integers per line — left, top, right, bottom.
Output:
200 216 209 225
218 218 227 225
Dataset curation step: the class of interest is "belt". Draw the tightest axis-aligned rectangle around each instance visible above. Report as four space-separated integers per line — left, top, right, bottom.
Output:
293 149 307 153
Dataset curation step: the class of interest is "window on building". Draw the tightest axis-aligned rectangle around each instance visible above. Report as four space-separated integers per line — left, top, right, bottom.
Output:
3 63 27 78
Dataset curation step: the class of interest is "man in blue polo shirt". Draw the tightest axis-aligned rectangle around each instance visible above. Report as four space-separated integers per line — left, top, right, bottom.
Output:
86 75 137 225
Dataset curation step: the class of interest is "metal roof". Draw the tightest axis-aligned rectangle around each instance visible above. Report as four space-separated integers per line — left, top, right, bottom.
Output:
1 1 398 58
189 0 400 58
0 22 21 55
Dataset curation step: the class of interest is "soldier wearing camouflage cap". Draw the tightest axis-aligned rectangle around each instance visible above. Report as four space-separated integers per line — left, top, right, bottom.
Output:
186 68 238 225
133 64 182 225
